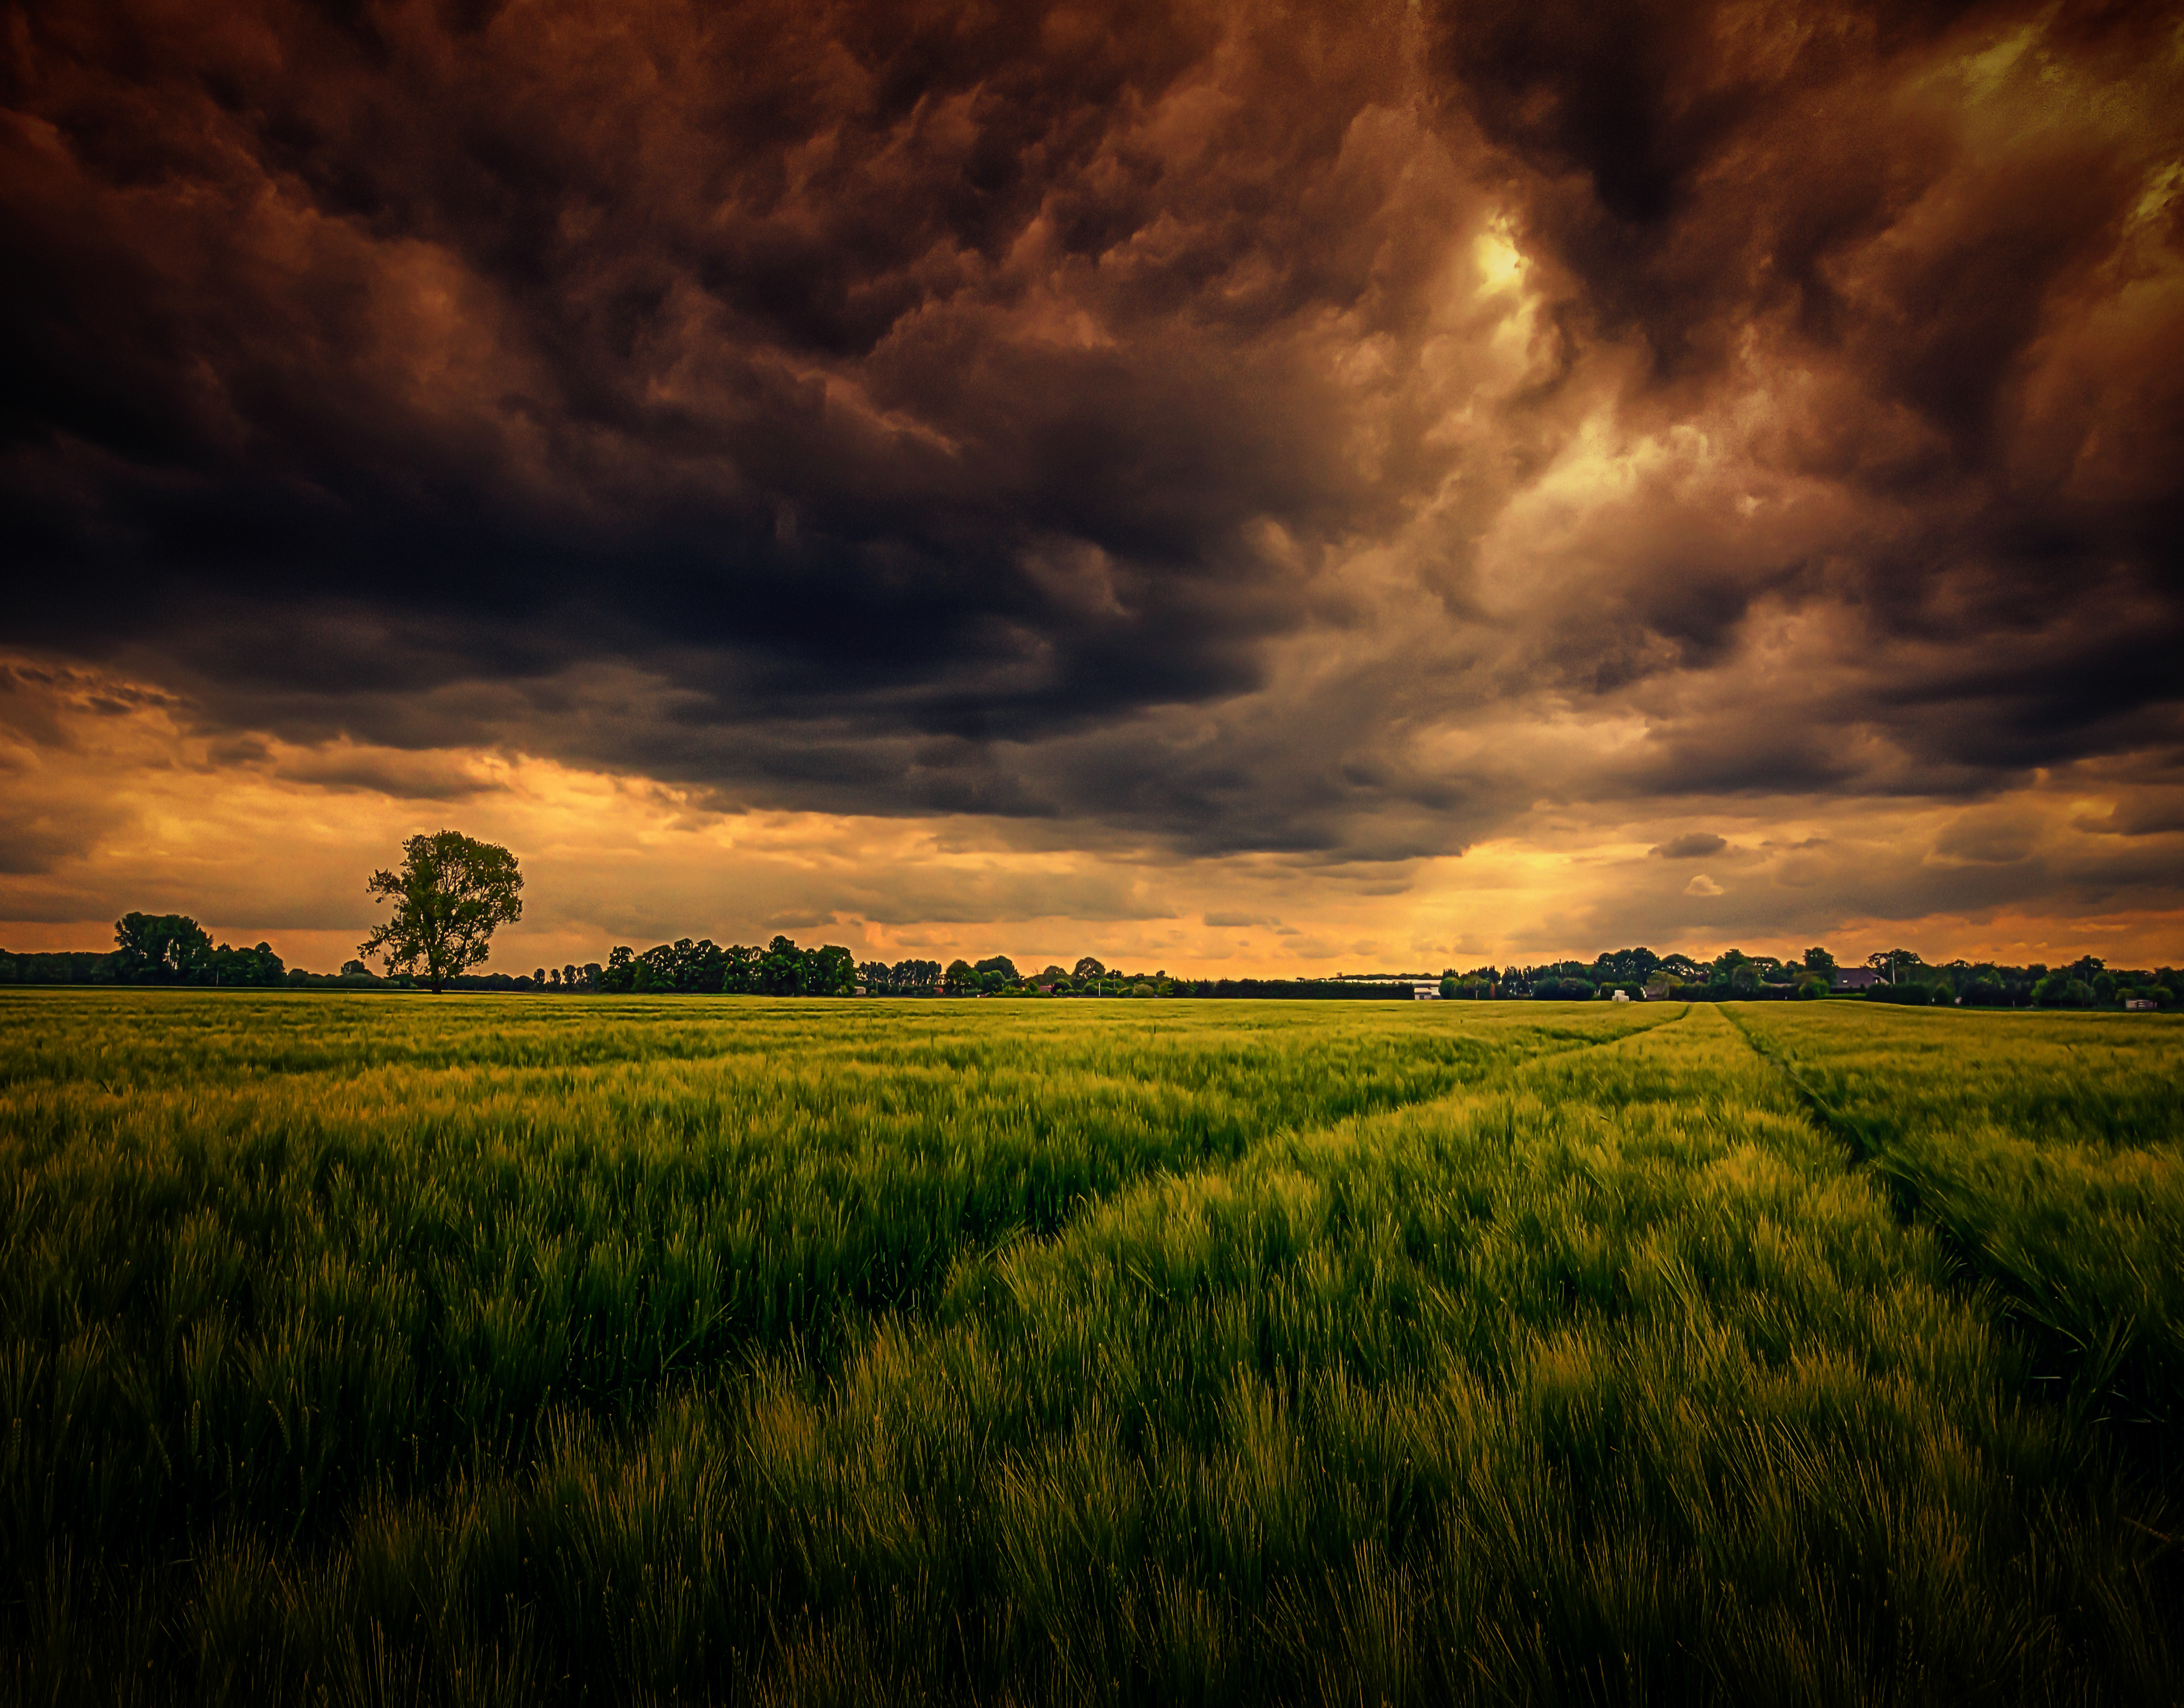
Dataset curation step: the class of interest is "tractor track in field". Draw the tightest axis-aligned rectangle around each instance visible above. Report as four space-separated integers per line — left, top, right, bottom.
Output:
1720 1004 1893 1170
992 1002 1699 1264
1719 1004 2176 1459
1224 998 1693 1158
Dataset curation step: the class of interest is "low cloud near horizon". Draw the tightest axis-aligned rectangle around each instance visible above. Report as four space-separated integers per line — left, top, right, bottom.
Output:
4 0 2182 972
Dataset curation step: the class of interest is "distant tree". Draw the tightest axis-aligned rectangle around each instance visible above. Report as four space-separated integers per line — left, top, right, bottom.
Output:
975 956 1019 986
719 945 758 993
806 944 857 995
112 912 215 983
1866 949 1923 985
636 937 728 993
1730 962 1762 996
359 831 524 994
944 958 977 996
1802 946 1837 975
208 941 285 986
1072 957 1106 982
339 959 372 978
533 967 546 986
891 958 940 995
758 935 807 995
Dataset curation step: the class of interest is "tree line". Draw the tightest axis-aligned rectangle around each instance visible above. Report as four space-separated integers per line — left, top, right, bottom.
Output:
5 918 2178 1011
0 913 290 988
3 825 2177 1010
500 946 1417 1000
1445 946 2182 1010
6 921 2180 1011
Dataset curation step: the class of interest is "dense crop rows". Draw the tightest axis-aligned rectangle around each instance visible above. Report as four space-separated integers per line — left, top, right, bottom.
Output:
2 993 2178 1704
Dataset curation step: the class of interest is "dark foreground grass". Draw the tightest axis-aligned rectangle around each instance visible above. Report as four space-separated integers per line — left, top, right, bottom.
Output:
1 993 2178 1704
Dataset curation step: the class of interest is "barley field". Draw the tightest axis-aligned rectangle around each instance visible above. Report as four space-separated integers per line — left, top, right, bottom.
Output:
2 992 2179 1705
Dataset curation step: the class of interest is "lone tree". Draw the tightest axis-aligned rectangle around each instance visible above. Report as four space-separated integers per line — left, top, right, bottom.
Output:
359 830 523 994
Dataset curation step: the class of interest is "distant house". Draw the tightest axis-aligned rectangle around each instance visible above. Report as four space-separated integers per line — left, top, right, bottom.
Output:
1611 989 1631 1002
1832 968 1883 990
2126 997 2160 1011
1412 982 1442 1000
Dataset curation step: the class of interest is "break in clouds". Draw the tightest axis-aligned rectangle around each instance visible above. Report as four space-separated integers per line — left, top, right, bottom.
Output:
3 0 2183 944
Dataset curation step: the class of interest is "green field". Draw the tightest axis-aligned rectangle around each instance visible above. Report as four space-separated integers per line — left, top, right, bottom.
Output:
2 994 2179 1704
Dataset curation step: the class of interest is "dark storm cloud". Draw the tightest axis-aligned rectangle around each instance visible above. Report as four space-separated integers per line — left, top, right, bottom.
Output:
1436 0 2184 772
5 0 1427 771
2 0 2181 862
1651 832 1727 860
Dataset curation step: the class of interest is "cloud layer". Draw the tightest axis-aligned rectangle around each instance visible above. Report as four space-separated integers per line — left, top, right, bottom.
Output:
3 0 2182 959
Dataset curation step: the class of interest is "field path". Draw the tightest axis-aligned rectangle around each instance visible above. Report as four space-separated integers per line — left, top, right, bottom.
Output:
1724 1001 2184 1463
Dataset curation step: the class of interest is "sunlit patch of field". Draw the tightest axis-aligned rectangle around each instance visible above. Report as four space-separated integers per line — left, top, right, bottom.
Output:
1 993 2177 1704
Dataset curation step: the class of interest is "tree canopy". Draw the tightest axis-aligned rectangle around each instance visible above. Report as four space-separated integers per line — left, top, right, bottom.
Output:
112 912 213 983
106 913 284 986
358 831 523 995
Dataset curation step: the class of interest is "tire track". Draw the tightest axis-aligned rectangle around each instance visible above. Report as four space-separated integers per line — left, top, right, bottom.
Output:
1722 1004 2172 1460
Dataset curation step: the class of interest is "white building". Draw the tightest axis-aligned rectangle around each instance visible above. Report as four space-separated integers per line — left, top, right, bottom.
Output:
1412 982 1442 1000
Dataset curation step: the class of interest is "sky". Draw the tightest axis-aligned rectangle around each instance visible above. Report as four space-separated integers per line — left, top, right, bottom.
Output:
3 0 2182 976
